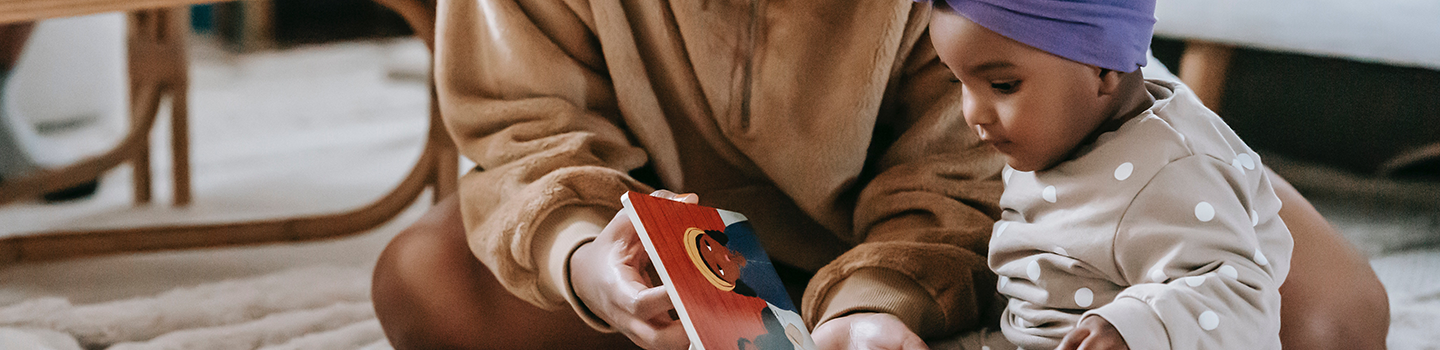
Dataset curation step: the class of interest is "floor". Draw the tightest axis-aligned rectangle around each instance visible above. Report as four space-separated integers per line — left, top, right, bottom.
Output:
0 34 1438 348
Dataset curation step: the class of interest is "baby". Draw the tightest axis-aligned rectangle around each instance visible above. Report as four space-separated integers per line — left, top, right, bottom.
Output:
925 1 1294 349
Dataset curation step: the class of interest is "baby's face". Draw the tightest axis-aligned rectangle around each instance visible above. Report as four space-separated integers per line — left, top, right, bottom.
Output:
929 11 1114 172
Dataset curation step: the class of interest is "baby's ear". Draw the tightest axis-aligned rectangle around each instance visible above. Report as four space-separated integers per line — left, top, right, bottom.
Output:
1096 67 1123 96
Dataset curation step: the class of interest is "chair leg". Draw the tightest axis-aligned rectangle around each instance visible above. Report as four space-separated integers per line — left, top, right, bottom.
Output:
129 9 163 205
132 116 152 205
163 6 192 206
171 82 191 206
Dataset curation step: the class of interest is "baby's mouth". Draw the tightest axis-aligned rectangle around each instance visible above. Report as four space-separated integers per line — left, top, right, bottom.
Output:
990 141 1014 153
981 137 1016 155
979 134 1009 147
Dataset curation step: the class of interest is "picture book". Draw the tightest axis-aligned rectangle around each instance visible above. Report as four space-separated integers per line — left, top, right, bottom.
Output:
620 191 817 350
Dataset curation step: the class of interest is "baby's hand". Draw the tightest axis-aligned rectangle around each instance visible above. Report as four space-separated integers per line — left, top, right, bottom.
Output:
1056 315 1128 350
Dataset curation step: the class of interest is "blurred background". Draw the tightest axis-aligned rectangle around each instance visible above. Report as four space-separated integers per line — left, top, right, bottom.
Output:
0 0 1436 349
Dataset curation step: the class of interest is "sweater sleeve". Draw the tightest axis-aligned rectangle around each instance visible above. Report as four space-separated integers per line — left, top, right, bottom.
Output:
437 0 652 314
800 4 1007 338
1085 155 1292 350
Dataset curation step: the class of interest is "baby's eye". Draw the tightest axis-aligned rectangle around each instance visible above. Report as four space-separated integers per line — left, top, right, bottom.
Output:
948 77 961 83
991 80 1020 94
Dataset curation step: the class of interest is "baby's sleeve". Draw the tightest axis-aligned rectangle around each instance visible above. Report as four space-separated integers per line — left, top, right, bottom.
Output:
1084 155 1292 350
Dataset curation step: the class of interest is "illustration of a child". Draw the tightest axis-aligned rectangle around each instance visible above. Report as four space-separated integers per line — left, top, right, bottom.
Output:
923 1 1294 349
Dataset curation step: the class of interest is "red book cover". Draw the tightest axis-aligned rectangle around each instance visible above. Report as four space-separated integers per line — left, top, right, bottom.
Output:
621 191 816 350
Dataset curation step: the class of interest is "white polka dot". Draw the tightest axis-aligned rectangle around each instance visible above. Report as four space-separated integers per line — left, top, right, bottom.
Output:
1184 275 1206 287
1054 247 1068 256
1254 249 1269 266
1238 153 1256 170
1148 267 1167 283
1027 260 1042 281
1219 265 1238 279
1232 158 1246 173
1195 202 1215 222
998 276 1010 289
1114 162 1134 181
982 346 991 350
994 221 1011 238
1002 167 1014 185
1042 186 1057 203
1199 310 1220 330
1250 209 1260 227
1074 288 1094 307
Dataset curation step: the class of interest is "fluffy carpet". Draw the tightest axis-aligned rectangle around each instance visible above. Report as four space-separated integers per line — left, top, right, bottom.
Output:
0 266 392 350
1373 250 1440 350
5 253 1440 350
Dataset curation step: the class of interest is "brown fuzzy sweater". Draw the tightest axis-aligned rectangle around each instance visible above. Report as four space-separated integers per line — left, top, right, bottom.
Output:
436 0 1004 338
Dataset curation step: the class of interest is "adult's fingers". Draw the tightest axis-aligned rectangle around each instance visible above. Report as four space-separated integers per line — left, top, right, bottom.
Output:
650 190 699 204
624 316 689 350
600 210 637 240
632 286 675 321
902 336 930 350
651 321 690 350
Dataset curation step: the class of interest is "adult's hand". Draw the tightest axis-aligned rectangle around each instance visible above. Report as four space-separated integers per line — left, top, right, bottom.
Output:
813 312 929 350
568 190 697 350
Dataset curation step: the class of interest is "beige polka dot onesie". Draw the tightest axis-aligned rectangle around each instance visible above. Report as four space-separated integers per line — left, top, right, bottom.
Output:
982 80 1293 350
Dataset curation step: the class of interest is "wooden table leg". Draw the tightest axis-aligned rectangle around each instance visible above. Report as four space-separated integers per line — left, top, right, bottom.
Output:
166 9 192 206
1179 40 1236 112
171 81 191 205
130 10 162 204
131 105 153 205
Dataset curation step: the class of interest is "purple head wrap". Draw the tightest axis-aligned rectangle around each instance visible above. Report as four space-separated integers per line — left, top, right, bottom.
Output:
927 0 1156 72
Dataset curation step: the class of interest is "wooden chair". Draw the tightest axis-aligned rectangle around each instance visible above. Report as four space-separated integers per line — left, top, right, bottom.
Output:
0 6 457 265
0 9 190 206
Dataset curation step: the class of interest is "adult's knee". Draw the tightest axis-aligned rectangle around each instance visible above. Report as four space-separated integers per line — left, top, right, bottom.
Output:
373 195 470 296
1275 215 1390 350
370 195 639 350
1268 171 1389 350
1279 263 1389 350
372 195 489 349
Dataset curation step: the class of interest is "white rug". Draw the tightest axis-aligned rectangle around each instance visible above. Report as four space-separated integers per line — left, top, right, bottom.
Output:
1373 250 1440 350
0 266 392 350
5 251 1440 350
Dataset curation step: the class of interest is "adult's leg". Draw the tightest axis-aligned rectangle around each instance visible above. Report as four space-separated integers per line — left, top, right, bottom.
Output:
1270 169 1389 350
372 194 641 350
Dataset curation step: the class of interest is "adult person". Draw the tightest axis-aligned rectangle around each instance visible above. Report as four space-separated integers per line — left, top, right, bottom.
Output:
372 1 1388 349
